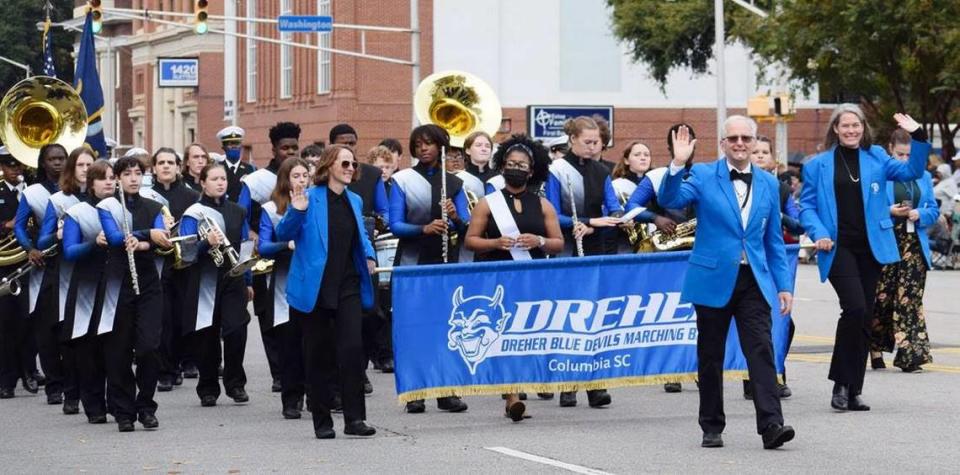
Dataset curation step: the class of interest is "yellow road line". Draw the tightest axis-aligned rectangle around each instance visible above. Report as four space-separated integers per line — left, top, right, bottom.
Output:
787 354 960 374
794 334 834 344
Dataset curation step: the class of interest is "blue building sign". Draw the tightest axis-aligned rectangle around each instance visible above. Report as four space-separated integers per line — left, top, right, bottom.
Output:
527 105 614 146
277 15 334 33
157 58 199 88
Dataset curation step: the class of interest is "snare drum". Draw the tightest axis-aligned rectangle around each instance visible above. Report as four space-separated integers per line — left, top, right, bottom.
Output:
374 233 398 288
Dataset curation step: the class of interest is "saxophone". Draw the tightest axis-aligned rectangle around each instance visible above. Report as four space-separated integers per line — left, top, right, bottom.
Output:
649 218 697 251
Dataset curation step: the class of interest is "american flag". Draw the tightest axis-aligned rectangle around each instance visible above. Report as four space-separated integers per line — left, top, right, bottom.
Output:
42 19 57 77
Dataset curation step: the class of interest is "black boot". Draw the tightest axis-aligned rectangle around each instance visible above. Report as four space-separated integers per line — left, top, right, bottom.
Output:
831 383 848 411
559 391 577 407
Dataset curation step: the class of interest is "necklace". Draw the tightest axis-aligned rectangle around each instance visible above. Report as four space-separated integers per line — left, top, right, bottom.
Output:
839 151 860 183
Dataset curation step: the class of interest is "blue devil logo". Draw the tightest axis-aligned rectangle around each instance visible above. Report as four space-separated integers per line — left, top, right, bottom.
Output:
447 285 510 374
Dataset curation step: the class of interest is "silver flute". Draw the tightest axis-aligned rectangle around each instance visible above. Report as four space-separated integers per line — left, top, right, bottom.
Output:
565 176 585 258
440 145 449 263
117 183 141 295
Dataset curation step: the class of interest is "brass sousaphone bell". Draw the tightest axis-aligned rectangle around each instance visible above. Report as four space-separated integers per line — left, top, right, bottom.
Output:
0 76 89 169
414 71 502 148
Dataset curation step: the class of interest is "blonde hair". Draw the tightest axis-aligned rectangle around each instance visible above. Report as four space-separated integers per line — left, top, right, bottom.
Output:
824 104 873 149
366 145 394 165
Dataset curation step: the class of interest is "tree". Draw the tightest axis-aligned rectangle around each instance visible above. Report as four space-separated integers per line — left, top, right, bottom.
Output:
607 0 960 158
0 0 76 94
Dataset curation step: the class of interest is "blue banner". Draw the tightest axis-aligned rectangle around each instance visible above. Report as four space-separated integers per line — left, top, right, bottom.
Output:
392 248 798 402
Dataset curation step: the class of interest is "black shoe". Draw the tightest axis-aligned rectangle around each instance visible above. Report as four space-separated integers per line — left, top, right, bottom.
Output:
778 383 792 399
118 420 135 432
506 401 526 422
363 373 373 395
344 420 376 436
587 389 611 408
200 395 218 407
226 388 249 403
315 427 336 439
138 413 159 429
537 392 554 400
63 399 80 415
282 406 302 419
405 399 425 413
0 388 13 399
743 380 754 400
762 423 795 449
848 394 870 411
22 377 39 394
831 383 849 411
173 372 184 386
46 393 64 405
664 382 682 393
436 396 467 412
559 391 577 407
87 414 107 424
182 365 199 379
379 359 394 373
157 378 173 392
702 433 724 448
871 356 886 370
900 365 923 373
271 377 282 393
518 392 527 400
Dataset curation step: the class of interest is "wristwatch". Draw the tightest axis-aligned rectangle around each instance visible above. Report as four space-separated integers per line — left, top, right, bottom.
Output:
537 235 546 248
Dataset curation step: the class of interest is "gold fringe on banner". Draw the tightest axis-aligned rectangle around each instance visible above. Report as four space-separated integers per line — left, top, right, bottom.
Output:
396 370 754 404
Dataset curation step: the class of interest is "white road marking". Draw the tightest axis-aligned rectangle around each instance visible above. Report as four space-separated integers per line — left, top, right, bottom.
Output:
485 446 613 475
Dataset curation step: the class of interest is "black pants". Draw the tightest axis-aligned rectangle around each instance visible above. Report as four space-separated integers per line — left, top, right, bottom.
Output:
295 293 366 431
254 275 283 382
279 318 305 409
104 284 162 422
827 245 881 395
159 270 187 381
71 334 106 418
195 323 247 399
34 314 76 400
695 266 783 435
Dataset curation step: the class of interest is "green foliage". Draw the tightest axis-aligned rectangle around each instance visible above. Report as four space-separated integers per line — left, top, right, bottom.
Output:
0 0 75 93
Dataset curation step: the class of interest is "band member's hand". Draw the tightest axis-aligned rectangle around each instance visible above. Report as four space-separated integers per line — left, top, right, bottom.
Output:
653 216 677 234
588 217 620 228
815 237 834 252
287 240 296 251
150 229 172 249
27 249 46 267
422 219 447 236
515 234 541 250
207 229 224 247
778 292 793 316
893 113 921 133
494 236 517 251
56 226 63 241
96 231 108 247
246 286 254 302
289 184 309 211
367 258 376 276
442 198 459 221
124 235 140 252
573 221 594 239
163 215 175 231
907 209 920 222
2 219 13 231
671 125 697 166
889 204 910 217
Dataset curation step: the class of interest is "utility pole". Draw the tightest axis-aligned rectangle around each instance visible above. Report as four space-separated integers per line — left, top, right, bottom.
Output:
411 0 420 128
714 0 726 140
224 0 238 126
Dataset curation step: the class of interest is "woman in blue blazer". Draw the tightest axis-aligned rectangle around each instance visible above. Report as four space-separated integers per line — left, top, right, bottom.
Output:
799 106 930 412
869 130 939 373
275 144 377 440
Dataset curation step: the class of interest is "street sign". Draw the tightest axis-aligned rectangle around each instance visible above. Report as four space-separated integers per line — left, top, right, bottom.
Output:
157 58 199 87
224 99 235 121
277 15 333 33
527 105 614 146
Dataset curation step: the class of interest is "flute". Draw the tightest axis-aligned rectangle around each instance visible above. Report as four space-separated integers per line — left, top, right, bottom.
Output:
565 176 585 258
117 182 141 295
440 146 449 263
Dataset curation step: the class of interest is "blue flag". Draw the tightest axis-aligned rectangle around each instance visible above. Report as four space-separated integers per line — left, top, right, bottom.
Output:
42 18 57 77
74 12 108 158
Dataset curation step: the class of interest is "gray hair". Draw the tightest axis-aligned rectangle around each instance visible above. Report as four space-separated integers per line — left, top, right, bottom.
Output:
722 115 758 137
824 103 873 150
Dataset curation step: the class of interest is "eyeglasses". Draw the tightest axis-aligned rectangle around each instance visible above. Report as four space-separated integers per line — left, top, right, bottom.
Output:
724 135 755 144
504 161 530 171
339 160 357 170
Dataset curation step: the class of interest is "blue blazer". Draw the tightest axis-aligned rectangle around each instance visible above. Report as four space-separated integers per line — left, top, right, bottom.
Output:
275 186 377 313
886 172 939 269
659 159 791 311
799 140 930 281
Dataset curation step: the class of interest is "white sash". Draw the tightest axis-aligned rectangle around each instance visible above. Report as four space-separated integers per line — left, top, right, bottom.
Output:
486 174 505 193
241 169 277 205
549 159 584 216
486 191 531 261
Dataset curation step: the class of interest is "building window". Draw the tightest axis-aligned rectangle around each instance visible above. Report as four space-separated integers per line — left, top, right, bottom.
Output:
280 0 293 99
245 0 257 102
317 0 332 94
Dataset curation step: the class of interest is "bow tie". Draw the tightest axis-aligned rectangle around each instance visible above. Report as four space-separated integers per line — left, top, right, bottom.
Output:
729 169 752 184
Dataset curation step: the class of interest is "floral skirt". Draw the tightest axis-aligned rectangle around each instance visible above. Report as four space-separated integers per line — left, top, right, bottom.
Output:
870 221 933 369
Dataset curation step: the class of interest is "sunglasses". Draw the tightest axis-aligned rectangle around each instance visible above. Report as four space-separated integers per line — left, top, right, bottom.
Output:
339 160 357 170
725 135 755 144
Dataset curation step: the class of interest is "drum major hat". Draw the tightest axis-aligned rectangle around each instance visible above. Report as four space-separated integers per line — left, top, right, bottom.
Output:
217 126 245 144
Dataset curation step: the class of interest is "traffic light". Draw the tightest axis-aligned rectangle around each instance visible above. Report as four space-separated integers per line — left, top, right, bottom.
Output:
89 0 103 34
194 0 209 35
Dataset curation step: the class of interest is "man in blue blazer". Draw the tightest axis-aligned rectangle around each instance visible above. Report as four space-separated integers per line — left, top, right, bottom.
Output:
659 116 795 450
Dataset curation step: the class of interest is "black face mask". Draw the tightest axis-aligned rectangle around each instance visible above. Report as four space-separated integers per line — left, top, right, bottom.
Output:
502 168 529 188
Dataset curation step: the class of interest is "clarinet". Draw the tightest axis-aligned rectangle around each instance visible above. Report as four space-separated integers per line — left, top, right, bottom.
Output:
440 146 449 264
117 183 141 295
565 176 585 258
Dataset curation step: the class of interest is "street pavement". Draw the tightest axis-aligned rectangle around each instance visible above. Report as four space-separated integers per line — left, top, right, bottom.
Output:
1 264 959 473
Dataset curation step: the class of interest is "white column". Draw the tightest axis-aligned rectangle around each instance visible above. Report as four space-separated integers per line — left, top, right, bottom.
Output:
714 0 726 139
224 0 238 125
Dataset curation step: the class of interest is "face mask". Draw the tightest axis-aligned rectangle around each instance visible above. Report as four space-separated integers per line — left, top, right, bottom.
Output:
141 172 154 188
225 149 241 162
502 168 529 188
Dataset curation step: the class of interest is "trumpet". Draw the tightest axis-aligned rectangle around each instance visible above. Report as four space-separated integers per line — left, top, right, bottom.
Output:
199 215 260 277
155 206 189 269
0 245 57 297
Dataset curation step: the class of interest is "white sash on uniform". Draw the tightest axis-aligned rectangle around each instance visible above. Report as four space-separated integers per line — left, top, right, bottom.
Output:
486 191 531 261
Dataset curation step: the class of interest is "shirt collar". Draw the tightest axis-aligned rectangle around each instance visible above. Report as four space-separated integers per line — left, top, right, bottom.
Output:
726 159 752 175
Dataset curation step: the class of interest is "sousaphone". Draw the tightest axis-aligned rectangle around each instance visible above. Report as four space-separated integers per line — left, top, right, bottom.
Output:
0 76 88 168
414 71 502 148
